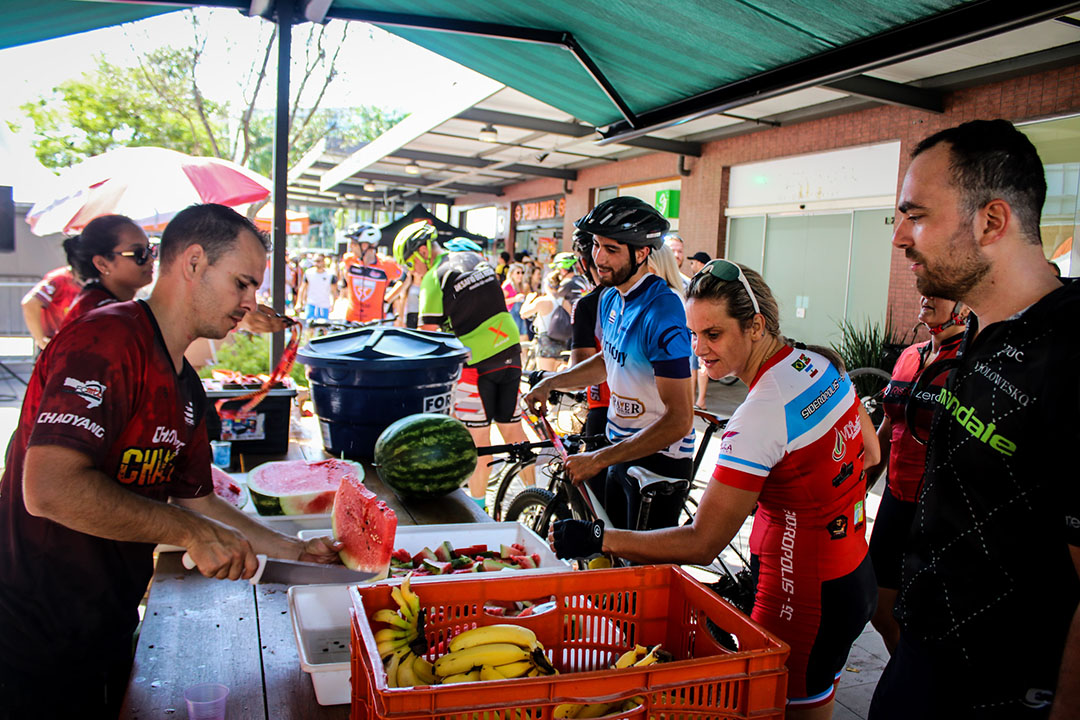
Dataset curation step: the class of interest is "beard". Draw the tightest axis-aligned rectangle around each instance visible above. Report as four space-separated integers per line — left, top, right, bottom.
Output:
908 225 990 300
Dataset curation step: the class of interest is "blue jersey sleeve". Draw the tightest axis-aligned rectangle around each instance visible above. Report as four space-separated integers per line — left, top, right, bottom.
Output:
643 292 692 378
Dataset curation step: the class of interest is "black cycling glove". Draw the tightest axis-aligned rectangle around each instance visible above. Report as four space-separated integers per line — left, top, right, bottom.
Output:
552 519 604 559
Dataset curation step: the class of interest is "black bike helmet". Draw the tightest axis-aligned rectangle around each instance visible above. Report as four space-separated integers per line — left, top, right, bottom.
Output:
574 197 669 249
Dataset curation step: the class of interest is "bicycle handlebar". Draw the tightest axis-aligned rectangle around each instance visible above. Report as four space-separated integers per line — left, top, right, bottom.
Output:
475 439 554 457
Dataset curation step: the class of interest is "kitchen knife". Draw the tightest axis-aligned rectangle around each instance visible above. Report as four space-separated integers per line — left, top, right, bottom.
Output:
181 552 380 585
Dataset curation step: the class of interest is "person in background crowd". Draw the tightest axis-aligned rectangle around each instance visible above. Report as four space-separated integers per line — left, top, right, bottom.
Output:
502 262 529 337
648 244 686 300
550 251 590 318
552 259 878 719
866 295 968 655
520 271 568 372
495 250 511 283
60 215 156 327
394 221 533 508
869 119 1079 720
664 233 691 290
526 262 542 293
0 203 338 719
340 223 401 323
22 265 82 350
688 251 712 276
297 255 337 322
284 254 300 312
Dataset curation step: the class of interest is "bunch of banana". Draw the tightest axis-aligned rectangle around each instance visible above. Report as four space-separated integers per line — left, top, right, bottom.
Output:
433 624 557 684
373 575 434 688
552 644 671 719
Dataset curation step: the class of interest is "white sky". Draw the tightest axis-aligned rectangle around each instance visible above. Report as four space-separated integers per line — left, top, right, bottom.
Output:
0 7 495 134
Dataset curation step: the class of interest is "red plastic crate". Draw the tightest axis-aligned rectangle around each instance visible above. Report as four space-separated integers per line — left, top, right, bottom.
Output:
349 565 788 720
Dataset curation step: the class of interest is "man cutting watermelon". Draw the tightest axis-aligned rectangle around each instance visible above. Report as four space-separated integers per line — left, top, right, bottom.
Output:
0 204 341 719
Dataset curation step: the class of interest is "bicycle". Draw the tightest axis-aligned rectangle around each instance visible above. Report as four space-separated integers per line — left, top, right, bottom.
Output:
849 365 892 427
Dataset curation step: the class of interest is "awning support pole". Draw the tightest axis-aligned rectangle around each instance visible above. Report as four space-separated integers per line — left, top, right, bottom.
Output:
270 0 293 367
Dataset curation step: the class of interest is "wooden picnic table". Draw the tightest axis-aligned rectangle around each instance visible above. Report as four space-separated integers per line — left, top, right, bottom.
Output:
120 412 489 719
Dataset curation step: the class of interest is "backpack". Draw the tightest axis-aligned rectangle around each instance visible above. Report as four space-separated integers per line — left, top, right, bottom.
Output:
546 304 573 342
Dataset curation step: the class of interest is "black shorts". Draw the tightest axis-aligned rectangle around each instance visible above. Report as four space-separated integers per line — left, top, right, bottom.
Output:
453 365 522 427
537 333 569 359
868 490 917 590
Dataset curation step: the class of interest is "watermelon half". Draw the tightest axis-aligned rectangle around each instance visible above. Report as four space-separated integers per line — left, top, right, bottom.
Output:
374 413 477 499
247 459 363 516
332 472 397 577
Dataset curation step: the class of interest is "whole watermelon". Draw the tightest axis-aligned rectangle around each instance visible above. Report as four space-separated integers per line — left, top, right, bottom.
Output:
374 413 477 499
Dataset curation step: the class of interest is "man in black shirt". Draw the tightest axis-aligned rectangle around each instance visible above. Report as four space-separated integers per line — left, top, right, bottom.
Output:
869 120 1079 719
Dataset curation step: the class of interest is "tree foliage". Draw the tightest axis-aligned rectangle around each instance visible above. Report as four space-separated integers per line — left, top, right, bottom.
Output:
18 11 402 174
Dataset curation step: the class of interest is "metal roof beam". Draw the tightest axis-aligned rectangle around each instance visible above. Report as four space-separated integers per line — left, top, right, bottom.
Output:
499 163 578 180
328 171 503 196
455 108 702 156
822 75 944 112
599 0 1080 144
388 149 578 180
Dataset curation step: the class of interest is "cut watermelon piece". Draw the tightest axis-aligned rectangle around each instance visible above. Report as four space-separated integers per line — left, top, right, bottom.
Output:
499 544 515 559
422 559 452 575
510 555 537 570
211 466 246 509
413 547 438 566
434 540 455 563
511 543 526 553
482 558 514 572
391 548 413 564
450 556 475 570
331 472 397 578
455 544 487 557
247 459 362 516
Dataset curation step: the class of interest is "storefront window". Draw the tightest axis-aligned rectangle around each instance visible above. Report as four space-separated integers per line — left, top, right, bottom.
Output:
1020 115 1080 277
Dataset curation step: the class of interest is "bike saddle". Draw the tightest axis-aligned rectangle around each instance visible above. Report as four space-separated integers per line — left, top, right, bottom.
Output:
627 467 689 494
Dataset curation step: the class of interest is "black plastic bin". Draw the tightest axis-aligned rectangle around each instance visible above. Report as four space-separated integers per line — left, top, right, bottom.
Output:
204 384 298 456
297 327 468 460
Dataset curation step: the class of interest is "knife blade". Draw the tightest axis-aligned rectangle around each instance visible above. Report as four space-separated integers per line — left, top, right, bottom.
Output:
181 552 379 585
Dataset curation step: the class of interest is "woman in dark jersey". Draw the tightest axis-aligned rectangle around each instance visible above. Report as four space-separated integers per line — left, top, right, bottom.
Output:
868 295 967 654
61 214 155 326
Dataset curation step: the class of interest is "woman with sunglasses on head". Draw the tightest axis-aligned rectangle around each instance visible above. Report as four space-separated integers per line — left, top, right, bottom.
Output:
502 262 530 336
866 296 967 656
60 215 156 328
553 259 879 720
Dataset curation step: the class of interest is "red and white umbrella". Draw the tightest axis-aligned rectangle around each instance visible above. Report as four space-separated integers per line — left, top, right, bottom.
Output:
25 146 272 236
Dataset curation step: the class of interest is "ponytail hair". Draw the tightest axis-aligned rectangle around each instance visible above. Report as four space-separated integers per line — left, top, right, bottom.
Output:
63 214 139 281
687 261 846 372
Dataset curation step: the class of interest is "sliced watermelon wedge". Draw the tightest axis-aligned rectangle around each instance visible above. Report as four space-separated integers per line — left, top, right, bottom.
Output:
331 472 397 578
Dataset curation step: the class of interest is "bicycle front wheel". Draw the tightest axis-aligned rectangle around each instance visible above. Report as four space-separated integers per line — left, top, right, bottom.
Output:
489 459 538 522
849 366 892 426
506 486 570 535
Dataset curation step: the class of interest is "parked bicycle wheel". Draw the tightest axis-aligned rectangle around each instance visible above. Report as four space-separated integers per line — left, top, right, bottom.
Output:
505 486 567 534
488 457 537 522
849 366 891 426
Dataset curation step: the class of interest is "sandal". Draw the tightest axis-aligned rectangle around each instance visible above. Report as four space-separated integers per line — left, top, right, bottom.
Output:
694 404 707 411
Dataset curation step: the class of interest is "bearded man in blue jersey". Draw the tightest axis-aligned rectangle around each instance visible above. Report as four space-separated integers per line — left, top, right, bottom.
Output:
525 197 695 531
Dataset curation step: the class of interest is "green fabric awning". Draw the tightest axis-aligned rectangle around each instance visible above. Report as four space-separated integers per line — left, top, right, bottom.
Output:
0 1 175 51
339 0 965 129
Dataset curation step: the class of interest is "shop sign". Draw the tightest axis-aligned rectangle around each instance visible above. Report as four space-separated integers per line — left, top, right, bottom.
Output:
656 189 680 218
513 196 565 223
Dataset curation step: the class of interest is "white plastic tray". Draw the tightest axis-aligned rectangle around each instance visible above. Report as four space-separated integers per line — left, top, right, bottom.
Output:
297 522 570 577
288 584 353 705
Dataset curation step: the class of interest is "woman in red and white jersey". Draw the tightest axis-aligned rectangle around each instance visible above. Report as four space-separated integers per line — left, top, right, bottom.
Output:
61 214 156 327
554 261 879 720
867 295 967 653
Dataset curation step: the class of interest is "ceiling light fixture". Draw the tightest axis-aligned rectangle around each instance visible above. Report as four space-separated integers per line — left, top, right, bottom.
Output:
478 124 498 143
405 161 421 176
363 182 376 192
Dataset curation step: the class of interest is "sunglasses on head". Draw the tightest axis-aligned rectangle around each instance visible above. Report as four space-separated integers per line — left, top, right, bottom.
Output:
693 259 761 315
114 245 158 266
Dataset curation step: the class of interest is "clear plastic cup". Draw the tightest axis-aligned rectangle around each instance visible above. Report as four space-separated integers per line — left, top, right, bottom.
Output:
184 682 228 720
210 440 231 468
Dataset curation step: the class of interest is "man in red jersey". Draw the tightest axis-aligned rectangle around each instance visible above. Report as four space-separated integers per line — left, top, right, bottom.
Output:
0 204 340 719
21 265 82 349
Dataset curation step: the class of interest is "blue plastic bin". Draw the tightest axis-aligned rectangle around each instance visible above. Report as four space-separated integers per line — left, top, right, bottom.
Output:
297 327 468 460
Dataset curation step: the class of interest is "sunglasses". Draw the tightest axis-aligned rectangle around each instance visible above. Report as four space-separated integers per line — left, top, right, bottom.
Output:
693 259 761 315
114 245 158 266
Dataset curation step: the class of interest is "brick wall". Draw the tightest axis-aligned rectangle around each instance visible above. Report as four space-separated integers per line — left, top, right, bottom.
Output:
460 63 1080 328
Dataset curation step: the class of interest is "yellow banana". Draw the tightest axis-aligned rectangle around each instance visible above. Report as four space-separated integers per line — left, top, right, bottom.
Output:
377 637 410 658
373 608 413 630
385 649 405 688
530 648 558 676
479 664 506 681
434 643 532 677
391 586 416 623
613 645 647 669
634 645 661 667
553 704 583 719
375 627 416 644
396 651 418 688
449 624 538 653
526 668 541 677
492 659 533 678
575 702 616 718
412 654 436 685
401 574 421 620
441 669 482 684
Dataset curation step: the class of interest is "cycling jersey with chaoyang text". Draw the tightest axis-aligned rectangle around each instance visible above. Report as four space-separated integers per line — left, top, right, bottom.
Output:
894 279 1080 713
879 335 962 502
597 274 692 460
713 346 868 696
0 299 212 677
420 251 520 370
